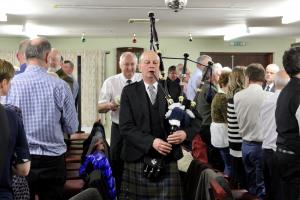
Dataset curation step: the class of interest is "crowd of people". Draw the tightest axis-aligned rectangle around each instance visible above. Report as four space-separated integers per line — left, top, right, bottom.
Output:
1 37 300 200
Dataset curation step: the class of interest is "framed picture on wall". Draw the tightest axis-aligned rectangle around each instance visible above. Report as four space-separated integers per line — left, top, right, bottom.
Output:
116 47 144 74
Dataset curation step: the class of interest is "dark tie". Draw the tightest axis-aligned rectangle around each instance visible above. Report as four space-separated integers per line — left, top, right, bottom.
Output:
148 85 156 105
126 79 132 85
266 85 270 92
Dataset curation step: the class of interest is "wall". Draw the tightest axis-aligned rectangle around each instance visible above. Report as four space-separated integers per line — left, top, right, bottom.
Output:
47 37 295 75
0 36 296 136
0 36 295 75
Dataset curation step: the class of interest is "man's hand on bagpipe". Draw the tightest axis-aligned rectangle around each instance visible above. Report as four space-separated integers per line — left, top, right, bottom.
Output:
153 138 173 156
167 130 187 145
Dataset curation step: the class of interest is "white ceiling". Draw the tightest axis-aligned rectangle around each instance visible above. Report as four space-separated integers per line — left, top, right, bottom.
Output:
1 0 300 40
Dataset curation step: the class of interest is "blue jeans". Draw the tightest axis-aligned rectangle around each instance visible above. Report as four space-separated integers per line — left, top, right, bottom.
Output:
242 141 265 200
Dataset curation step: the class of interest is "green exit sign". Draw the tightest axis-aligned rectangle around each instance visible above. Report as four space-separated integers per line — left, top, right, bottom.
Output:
229 41 246 46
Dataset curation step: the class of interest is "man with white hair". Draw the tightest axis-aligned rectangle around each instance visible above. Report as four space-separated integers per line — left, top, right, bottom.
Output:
186 55 212 100
263 64 280 92
97 52 142 196
194 63 223 169
48 49 74 93
260 70 289 200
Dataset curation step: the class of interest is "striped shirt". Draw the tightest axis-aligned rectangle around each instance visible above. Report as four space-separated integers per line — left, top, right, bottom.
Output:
227 98 242 157
6 65 78 156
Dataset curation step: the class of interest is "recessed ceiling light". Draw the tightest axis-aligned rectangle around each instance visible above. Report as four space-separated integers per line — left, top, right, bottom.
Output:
0 13 7 22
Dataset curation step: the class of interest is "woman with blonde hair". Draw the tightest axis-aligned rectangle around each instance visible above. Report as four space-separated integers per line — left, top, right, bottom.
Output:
226 67 247 189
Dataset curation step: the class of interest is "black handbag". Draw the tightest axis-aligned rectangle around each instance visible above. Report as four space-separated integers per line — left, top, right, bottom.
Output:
143 155 165 181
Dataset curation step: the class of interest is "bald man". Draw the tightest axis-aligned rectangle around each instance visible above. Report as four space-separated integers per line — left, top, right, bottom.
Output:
263 64 280 92
260 70 290 200
119 51 201 199
6 38 78 200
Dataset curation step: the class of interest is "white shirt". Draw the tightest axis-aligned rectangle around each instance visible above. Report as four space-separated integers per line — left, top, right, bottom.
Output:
260 90 281 151
144 81 158 101
234 84 268 142
186 68 202 101
98 73 142 124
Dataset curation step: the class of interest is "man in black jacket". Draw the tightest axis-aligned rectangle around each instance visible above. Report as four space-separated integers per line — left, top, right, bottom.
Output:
119 51 201 199
275 47 300 200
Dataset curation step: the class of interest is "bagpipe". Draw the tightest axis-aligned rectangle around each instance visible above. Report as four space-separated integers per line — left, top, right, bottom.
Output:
143 13 214 180
147 12 216 130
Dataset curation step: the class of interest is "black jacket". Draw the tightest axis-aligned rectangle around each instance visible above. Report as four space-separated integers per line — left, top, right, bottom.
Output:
276 77 300 155
119 80 201 162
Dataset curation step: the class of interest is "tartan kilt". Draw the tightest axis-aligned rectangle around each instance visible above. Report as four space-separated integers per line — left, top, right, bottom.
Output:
119 160 183 200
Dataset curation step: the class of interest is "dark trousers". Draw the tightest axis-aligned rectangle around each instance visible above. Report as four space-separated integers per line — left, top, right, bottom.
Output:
262 149 283 200
242 141 265 200
276 151 300 200
200 125 224 171
230 156 247 189
27 154 66 200
110 122 124 196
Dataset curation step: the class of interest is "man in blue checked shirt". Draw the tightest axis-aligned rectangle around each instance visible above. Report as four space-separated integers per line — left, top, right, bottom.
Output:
6 38 78 200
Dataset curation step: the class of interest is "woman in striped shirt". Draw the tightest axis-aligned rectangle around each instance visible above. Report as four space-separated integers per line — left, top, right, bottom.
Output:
226 67 247 189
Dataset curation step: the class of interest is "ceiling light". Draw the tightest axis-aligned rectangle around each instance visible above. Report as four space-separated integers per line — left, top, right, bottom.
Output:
282 15 300 24
21 22 62 37
0 25 23 35
22 23 38 38
281 0 300 24
224 24 250 41
0 13 7 22
165 0 188 12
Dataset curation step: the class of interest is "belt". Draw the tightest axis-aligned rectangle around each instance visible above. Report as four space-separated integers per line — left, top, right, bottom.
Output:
243 140 262 145
277 147 296 155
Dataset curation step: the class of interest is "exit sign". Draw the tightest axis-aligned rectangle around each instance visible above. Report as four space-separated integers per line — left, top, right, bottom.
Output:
229 41 246 46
